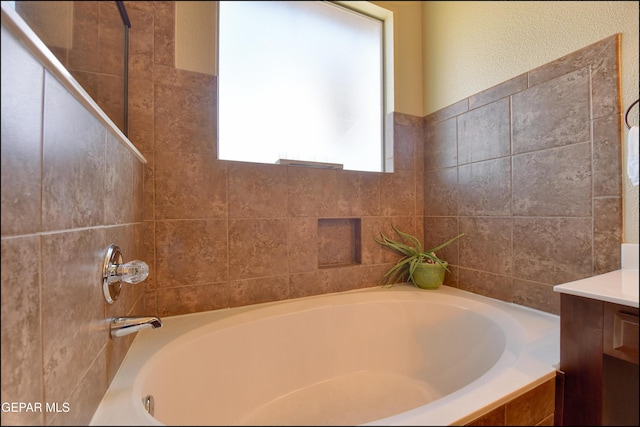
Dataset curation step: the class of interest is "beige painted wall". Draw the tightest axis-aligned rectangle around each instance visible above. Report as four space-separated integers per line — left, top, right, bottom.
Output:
372 1 423 117
421 1 638 243
175 1 217 75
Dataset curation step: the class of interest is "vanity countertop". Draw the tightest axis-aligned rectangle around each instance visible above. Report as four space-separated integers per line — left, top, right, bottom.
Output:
553 268 638 308
553 243 639 308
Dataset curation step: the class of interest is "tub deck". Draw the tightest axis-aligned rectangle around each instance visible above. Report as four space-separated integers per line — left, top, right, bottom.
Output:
90 285 559 426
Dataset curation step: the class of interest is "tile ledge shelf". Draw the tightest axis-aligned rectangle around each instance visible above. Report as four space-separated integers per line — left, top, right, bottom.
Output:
1 2 146 164
554 244 639 308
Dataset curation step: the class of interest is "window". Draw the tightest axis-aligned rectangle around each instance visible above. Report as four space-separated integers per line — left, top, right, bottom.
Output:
218 1 392 172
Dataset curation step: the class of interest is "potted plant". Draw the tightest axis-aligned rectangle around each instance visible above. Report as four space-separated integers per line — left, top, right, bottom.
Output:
374 225 464 290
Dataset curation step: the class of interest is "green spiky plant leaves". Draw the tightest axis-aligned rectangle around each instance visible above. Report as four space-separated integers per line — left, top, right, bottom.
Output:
374 224 464 287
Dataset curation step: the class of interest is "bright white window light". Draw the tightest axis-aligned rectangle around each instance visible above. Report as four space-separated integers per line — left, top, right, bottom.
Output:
218 1 384 172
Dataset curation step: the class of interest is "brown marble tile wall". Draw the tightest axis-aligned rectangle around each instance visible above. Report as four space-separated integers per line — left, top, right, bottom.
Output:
15 1 127 132
126 2 425 317
132 4 622 319
1 22 145 426
424 35 623 315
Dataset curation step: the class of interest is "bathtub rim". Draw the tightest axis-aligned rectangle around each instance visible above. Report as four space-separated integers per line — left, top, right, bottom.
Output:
135 290 525 425
90 284 559 426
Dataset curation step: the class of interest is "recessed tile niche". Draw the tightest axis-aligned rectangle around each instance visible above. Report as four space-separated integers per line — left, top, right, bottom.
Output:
318 218 362 268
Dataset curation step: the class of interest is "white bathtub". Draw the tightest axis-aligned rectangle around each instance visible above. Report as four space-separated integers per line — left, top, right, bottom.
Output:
90 285 559 426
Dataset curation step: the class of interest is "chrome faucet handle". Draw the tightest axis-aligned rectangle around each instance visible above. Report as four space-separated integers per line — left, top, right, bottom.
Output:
102 244 150 304
115 259 149 284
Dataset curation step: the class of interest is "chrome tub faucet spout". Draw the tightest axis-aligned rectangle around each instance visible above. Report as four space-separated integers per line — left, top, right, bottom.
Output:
111 316 162 338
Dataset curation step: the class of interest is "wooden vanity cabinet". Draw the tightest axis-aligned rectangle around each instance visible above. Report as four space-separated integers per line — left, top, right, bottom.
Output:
557 294 639 426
